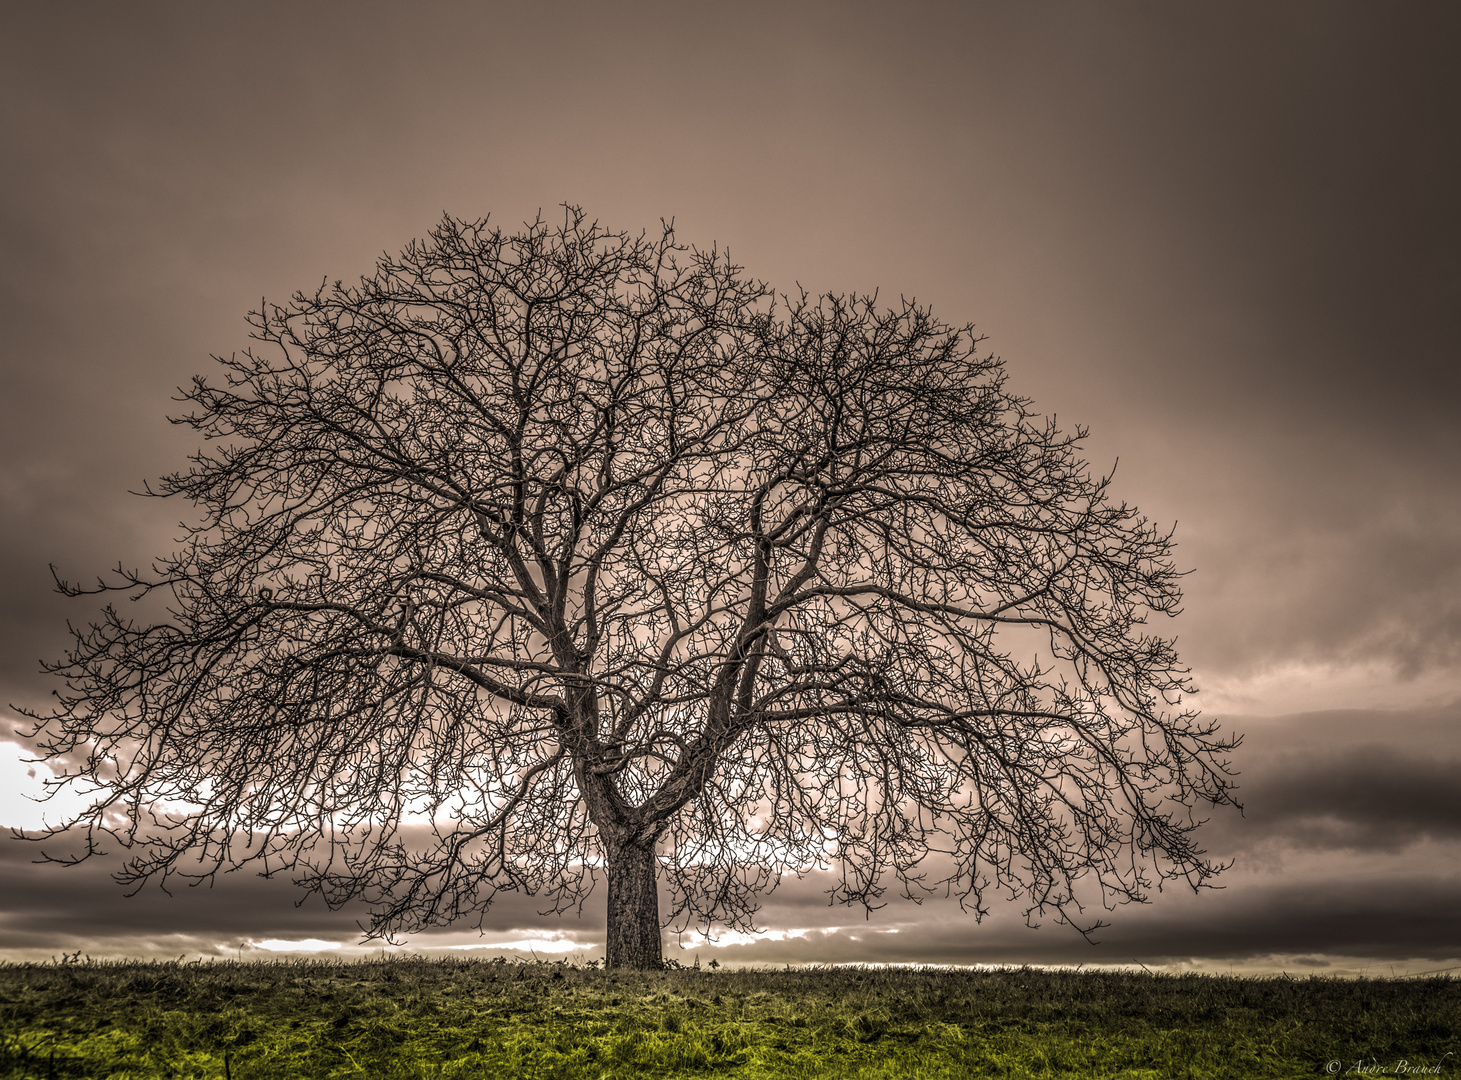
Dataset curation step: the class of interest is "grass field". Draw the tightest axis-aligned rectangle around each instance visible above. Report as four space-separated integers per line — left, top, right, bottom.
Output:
1 955 1456 1079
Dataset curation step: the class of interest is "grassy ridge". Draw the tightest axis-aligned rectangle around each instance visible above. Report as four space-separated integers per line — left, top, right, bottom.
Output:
0 956 1456 1078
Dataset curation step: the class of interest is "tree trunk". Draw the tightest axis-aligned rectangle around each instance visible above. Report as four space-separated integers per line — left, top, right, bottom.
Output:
605 839 662 970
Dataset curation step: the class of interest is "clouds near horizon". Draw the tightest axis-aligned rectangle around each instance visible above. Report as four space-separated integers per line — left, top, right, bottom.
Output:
4 706 1457 970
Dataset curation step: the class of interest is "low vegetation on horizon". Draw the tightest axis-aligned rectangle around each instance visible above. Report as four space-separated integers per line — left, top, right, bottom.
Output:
1 955 1456 1078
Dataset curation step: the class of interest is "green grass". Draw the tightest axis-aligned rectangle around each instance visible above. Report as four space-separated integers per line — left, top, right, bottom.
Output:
0 956 1456 1078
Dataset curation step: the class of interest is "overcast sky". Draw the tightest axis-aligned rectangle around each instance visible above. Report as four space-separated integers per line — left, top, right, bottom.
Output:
3 1 1458 973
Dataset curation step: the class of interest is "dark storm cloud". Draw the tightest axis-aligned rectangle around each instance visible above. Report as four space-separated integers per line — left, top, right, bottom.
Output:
1199 705 1461 854
1083 876 1461 964
0 838 360 946
1228 745 1461 852
738 874 1461 966
0 835 604 952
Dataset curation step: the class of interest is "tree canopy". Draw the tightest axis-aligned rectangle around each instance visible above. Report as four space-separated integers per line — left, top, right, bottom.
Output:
20 208 1238 969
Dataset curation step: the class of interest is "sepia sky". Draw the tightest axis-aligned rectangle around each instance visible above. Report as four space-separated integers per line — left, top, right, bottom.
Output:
3 1 1458 973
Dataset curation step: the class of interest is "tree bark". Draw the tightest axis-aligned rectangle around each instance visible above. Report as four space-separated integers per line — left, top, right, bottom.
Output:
604 838 662 970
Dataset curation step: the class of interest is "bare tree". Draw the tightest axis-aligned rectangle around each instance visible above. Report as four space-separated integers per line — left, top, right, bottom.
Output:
17 209 1238 970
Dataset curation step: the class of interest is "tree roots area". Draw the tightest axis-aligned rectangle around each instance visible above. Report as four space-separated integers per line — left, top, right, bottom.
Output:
1 957 1456 1079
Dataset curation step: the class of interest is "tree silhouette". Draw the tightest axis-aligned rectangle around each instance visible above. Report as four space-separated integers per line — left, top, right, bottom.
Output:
18 209 1237 969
